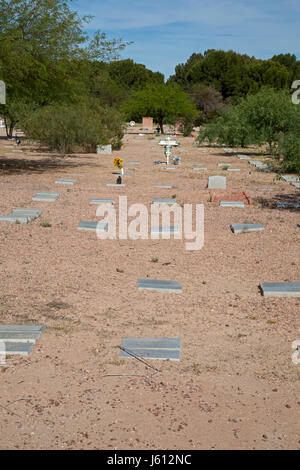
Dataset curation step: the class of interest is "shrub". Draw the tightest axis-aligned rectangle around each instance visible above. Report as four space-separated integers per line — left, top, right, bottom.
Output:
21 103 124 154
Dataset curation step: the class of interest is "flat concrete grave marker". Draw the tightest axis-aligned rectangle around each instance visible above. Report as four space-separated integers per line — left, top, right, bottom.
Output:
0 208 42 223
162 167 175 170
32 192 60 202
1 342 34 356
227 168 240 171
230 223 264 234
128 161 140 165
275 202 300 209
260 282 300 297
90 198 114 205
97 144 112 154
220 201 244 208
208 176 226 190
120 338 181 361
238 155 250 160
77 221 108 231
281 175 300 183
154 185 172 189
138 279 182 293
218 163 231 167
151 225 180 235
0 332 41 342
106 183 125 187
192 163 203 166
55 178 77 185
256 188 274 191
292 182 300 189
152 198 176 204
0 324 45 333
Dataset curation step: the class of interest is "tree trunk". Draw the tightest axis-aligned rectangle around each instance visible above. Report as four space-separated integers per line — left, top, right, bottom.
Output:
159 119 164 134
8 122 15 138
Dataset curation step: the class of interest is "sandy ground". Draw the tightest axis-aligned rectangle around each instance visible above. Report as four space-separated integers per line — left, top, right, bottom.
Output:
0 128 299 450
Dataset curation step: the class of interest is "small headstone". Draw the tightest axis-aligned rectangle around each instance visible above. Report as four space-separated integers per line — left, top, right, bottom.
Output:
230 223 264 234
256 188 274 191
227 168 240 171
260 282 300 297
208 176 226 190
220 201 244 208
96 144 112 154
77 221 108 231
218 163 231 167
162 167 176 170
0 325 44 333
106 183 125 187
138 279 182 293
154 185 172 189
122 337 181 350
55 178 76 185
152 198 176 204
90 198 114 205
128 161 140 165
151 226 180 235
0 208 42 223
292 182 300 189
0 332 40 342
281 175 300 183
32 192 60 202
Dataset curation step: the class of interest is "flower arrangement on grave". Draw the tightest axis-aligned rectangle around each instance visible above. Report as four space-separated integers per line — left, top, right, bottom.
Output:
114 157 124 175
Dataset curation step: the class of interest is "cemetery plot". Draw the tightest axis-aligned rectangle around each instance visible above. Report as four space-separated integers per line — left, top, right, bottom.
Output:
55 178 77 185
77 221 108 231
32 192 60 202
260 282 300 297
120 337 181 361
230 223 264 234
0 208 42 223
138 279 182 293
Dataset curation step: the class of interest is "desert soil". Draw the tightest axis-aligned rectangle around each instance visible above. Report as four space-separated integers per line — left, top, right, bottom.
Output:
0 127 299 450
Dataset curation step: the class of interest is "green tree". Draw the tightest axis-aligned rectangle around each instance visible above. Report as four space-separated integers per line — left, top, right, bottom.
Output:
121 83 196 133
0 0 129 135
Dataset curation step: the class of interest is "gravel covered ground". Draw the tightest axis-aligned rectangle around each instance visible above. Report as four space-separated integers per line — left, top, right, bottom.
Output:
0 128 299 449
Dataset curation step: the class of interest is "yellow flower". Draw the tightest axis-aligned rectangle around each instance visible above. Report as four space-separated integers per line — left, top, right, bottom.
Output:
113 157 124 169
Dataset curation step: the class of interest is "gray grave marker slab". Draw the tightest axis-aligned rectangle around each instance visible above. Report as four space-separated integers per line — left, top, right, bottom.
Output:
218 163 231 167
193 167 205 170
128 161 140 165
230 223 264 234
256 188 274 191
90 198 114 205
151 226 180 235
154 185 172 189
208 176 226 190
0 325 44 333
2 342 34 356
106 183 126 187
275 202 300 209
220 201 244 208
192 163 203 166
281 175 300 183
292 182 300 189
0 208 42 223
32 192 60 202
138 279 182 293
152 198 176 204
77 221 108 231
55 178 76 185
120 348 180 361
196 167 208 170
260 282 300 297
122 338 181 350
0 332 40 342
162 167 176 170
96 144 112 154
227 168 240 171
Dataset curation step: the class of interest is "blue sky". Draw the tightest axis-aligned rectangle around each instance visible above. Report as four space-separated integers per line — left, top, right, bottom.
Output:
73 0 300 79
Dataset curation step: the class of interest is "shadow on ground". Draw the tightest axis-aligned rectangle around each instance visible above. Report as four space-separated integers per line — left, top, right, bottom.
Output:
255 192 300 212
